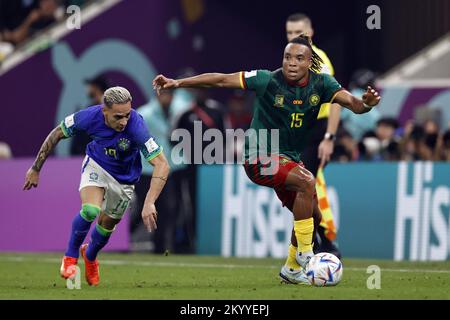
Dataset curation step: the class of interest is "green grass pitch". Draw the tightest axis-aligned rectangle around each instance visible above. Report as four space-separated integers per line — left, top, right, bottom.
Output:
0 252 449 300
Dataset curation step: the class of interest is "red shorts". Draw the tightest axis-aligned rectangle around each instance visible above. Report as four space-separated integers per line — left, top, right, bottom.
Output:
243 155 304 211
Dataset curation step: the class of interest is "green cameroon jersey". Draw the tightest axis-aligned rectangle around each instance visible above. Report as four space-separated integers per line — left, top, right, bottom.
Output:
240 69 343 163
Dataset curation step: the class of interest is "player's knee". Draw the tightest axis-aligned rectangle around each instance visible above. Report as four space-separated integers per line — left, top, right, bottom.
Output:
80 203 101 222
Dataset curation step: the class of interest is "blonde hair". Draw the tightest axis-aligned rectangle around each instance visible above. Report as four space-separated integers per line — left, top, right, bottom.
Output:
103 86 132 107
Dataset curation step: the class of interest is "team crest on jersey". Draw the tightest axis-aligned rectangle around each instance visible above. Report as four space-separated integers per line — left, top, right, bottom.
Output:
118 138 131 151
309 94 320 106
89 172 98 182
274 95 284 107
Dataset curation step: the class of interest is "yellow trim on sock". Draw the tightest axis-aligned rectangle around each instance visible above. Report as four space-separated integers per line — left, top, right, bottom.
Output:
285 244 300 270
294 218 314 253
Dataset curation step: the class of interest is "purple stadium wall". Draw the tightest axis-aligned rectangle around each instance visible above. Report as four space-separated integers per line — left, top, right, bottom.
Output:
0 158 129 252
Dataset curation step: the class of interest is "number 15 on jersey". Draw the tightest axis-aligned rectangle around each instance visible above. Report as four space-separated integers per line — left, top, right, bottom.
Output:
290 112 304 128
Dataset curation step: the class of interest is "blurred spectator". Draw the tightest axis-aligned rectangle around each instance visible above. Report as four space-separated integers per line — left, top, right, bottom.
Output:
0 142 12 159
86 74 109 104
340 69 381 141
423 119 440 135
376 117 402 160
0 41 13 62
0 0 35 60
0 0 64 46
376 118 399 144
175 86 226 253
414 105 441 131
224 90 252 161
70 74 110 155
0 0 36 35
405 124 432 160
131 89 190 253
359 131 381 161
333 128 358 162
331 144 352 162
441 130 450 161
225 91 252 131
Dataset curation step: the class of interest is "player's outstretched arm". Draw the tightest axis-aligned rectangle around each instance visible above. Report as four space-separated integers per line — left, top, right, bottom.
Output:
152 72 242 95
23 126 67 190
333 86 381 114
141 152 171 232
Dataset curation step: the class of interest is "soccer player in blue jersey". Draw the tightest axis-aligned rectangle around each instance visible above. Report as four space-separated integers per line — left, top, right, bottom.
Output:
23 87 170 286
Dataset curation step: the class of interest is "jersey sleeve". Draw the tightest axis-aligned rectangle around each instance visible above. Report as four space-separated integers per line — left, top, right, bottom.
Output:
133 113 163 161
322 74 343 103
59 108 92 138
240 70 271 96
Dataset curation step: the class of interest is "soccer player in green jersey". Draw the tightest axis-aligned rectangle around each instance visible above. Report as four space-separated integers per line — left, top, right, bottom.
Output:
153 35 380 284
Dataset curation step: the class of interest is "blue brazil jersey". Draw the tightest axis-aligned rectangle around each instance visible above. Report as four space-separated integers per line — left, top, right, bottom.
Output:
60 105 162 184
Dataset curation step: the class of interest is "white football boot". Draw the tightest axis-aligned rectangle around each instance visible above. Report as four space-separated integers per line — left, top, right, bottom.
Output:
296 251 313 269
279 266 310 285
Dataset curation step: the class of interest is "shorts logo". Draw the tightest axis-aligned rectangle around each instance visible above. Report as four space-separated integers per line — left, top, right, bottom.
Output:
118 138 131 151
309 94 320 106
89 172 99 182
274 95 284 107
279 157 290 165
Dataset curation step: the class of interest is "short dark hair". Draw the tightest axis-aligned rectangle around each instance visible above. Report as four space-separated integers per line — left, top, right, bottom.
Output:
377 117 399 129
85 75 110 93
288 34 323 73
286 13 311 25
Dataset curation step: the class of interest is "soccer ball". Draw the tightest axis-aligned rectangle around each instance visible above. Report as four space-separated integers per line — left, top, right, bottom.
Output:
305 252 343 286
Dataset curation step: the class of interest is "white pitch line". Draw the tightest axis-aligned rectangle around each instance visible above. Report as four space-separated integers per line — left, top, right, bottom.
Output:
0 256 449 274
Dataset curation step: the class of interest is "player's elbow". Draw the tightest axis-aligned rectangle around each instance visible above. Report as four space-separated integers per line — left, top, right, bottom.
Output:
158 155 171 175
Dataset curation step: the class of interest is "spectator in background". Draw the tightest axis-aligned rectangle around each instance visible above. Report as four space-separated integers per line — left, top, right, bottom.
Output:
359 131 381 161
70 75 111 155
355 118 400 161
0 0 63 46
225 91 252 131
0 0 35 59
131 89 190 253
423 119 440 135
441 130 450 161
0 0 36 36
224 91 252 161
340 69 381 141
174 86 226 253
375 118 399 145
375 117 401 160
332 128 358 162
0 142 12 159
403 124 433 161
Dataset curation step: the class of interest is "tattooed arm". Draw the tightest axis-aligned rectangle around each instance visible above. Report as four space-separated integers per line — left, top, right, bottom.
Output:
23 126 67 190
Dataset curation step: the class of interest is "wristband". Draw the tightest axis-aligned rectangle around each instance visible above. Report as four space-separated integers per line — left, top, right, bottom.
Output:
324 132 336 142
363 102 373 110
